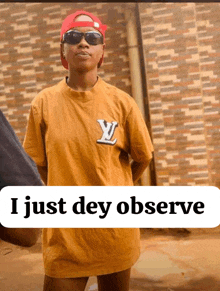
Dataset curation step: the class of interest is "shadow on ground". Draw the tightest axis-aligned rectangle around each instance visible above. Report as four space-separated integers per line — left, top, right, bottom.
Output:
130 276 220 291
140 226 220 241
26 241 42 254
140 228 191 239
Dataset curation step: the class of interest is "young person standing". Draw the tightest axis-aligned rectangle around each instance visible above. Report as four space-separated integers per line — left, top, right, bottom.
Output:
24 10 154 291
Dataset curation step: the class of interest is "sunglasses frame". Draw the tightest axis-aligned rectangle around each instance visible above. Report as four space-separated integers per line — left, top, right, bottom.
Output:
62 30 104 46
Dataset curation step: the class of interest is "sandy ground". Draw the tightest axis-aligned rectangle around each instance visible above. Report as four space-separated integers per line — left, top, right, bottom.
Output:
0 228 220 291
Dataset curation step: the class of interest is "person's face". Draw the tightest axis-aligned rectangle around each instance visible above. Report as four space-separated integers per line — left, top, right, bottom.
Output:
61 25 104 73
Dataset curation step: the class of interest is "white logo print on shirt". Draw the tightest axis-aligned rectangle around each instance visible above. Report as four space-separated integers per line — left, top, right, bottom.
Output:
97 119 118 145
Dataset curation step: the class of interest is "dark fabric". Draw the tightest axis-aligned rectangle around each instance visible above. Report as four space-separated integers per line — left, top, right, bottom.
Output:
0 109 43 190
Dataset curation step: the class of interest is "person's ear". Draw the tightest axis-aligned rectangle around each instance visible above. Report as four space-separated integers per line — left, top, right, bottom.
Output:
97 43 105 68
60 43 65 59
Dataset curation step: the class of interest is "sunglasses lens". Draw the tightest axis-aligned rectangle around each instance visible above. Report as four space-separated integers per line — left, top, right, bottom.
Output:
85 32 103 45
63 31 83 45
63 31 103 45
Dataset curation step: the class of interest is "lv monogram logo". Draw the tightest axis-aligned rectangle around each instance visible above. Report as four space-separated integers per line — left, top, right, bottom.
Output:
97 119 118 145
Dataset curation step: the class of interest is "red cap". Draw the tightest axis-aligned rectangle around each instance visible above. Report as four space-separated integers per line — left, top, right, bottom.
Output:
60 10 107 69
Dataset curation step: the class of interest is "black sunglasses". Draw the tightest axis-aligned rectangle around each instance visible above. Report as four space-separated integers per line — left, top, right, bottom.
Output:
62 30 103 46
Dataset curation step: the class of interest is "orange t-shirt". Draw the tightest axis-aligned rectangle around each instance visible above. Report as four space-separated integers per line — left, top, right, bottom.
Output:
23 77 154 278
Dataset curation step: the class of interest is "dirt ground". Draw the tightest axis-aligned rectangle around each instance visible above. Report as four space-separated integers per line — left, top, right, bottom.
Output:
0 227 220 291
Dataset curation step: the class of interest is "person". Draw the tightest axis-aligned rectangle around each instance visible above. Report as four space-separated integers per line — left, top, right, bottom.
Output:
0 109 43 247
23 10 154 291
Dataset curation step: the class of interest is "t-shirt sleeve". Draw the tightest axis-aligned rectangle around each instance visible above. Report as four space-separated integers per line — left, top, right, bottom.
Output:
125 99 154 163
23 104 47 168
0 110 43 189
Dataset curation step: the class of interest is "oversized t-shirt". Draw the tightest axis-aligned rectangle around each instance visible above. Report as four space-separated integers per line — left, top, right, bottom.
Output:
23 77 154 278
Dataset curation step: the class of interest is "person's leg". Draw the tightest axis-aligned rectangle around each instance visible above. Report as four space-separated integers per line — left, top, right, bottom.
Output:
97 268 131 291
43 275 89 291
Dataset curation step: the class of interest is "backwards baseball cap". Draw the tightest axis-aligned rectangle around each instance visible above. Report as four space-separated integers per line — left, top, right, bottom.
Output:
60 10 107 69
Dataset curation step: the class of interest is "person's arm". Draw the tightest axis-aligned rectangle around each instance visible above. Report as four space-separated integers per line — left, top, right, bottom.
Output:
0 110 43 188
0 110 43 247
0 227 41 247
23 103 48 185
37 166 47 185
131 160 151 184
125 99 154 184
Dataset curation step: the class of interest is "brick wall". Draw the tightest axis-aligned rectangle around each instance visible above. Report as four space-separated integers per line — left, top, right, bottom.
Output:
140 3 220 186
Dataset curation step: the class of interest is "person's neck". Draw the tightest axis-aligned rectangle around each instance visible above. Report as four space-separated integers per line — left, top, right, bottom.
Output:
67 69 98 92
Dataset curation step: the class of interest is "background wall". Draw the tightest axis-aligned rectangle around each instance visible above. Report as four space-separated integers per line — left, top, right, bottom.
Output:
139 2 220 186
1 3 220 187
